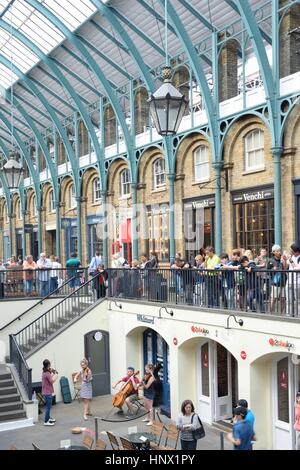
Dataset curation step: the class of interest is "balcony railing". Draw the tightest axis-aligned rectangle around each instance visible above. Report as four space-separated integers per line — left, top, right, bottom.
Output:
0 268 88 300
106 268 300 318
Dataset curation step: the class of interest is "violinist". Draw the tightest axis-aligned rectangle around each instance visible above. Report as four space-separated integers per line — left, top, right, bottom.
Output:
113 367 140 416
42 359 58 426
140 364 156 426
74 358 93 421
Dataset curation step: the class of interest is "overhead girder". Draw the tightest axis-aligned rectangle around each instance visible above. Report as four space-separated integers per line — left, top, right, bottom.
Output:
0 109 40 202
3 88 59 203
14 89 54 123
178 0 217 31
0 121 28 139
17 83 68 119
29 72 79 111
0 19 106 195
136 0 213 66
156 0 219 159
108 6 169 59
77 35 133 81
51 59 102 98
60 45 118 91
0 103 33 131
229 0 277 145
226 0 272 45
26 0 133 184
89 19 130 54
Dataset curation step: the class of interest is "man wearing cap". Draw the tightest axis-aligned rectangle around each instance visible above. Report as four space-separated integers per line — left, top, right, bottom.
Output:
237 399 255 430
227 406 256 450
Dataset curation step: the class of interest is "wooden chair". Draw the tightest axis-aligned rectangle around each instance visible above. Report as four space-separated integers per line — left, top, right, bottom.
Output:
149 420 165 449
82 434 94 450
159 424 179 450
106 431 123 450
32 442 41 450
95 438 107 450
119 436 136 451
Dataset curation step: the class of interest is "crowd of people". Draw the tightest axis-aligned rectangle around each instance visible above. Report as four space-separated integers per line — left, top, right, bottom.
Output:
107 244 300 316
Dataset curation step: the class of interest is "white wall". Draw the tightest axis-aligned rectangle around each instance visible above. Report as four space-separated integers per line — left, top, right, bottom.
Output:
0 298 63 361
27 301 108 402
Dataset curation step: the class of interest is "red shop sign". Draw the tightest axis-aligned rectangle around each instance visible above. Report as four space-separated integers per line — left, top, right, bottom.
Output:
173 337 178 346
203 352 209 368
240 351 247 360
280 370 288 390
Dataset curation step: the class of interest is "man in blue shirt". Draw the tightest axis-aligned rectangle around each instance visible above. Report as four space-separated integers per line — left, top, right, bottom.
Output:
227 406 256 450
237 399 255 430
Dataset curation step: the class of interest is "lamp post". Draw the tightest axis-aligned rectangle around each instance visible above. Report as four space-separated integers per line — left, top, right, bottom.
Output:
0 152 23 190
148 0 189 136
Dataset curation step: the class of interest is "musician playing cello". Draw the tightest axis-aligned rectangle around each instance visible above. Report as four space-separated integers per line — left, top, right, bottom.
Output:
112 366 141 416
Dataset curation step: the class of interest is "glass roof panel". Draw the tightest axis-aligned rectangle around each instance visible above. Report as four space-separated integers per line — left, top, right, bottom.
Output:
0 0 99 89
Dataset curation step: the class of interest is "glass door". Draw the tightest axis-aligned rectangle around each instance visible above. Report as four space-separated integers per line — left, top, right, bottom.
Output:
213 343 232 421
273 355 294 449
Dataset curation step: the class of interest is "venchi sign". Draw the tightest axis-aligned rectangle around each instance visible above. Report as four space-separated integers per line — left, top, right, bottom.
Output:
191 325 209 336
269 338 294 349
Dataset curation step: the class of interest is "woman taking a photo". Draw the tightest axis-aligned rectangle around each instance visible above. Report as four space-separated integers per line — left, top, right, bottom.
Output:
74 358 93 420
176 399 200 450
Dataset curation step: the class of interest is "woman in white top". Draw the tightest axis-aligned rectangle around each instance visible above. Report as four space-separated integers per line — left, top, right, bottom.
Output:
176 400 199 450
49 255 62 293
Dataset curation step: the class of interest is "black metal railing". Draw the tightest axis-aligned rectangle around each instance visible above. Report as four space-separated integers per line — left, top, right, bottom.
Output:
0 275 78 333
9 334 32 400
0 267 89 300
106 268 300 318
13 273 100 358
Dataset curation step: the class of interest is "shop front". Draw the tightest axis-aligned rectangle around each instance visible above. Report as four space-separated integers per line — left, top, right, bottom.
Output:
146 204 169 263
62 218 77 259
183 196 215 263
197 340 238 424
232 186 274 256
143 329 170 417
87 215 104 261
45 222 56 256
15 229 23 258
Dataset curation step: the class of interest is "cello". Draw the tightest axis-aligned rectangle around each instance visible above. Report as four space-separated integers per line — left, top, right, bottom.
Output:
112 370 140 409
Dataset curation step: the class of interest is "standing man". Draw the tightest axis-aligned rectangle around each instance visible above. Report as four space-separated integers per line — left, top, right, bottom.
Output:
66 252 81 292
236 399 255 430
227 406 256 450
37 253 51 297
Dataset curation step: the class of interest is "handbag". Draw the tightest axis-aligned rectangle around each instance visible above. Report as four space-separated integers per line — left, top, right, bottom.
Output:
191 414 205 440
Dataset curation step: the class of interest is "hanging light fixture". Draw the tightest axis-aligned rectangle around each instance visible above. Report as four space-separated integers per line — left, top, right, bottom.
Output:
0 3 23 190
148 0 189 136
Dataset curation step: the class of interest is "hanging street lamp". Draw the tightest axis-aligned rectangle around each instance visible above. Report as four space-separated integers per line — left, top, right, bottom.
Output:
148 66 189 136
0 152 24 190
148 0 189 136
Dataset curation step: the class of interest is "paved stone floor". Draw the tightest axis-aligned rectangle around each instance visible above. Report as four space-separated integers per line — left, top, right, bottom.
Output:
0 395 231 450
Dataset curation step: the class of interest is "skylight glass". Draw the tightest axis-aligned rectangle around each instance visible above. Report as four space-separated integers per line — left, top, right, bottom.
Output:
0 0 99 89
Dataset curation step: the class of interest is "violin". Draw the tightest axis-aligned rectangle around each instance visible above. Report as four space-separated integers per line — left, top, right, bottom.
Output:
112 370 140 409
141 363 162 386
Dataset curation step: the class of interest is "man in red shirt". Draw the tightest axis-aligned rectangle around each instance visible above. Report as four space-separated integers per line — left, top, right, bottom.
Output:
112 367 140 416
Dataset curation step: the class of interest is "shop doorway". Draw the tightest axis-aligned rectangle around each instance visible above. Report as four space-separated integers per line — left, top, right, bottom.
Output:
46 230 56 256
272 355 298 449
84 330 110 396
143 329 170 417
197 340 238 424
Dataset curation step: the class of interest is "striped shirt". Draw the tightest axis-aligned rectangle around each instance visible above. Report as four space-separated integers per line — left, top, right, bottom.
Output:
176 413 199 441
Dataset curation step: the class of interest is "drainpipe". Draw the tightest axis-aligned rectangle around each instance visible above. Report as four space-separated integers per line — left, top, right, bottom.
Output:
272 147 283 247
131 183 138 261
212 162 223 255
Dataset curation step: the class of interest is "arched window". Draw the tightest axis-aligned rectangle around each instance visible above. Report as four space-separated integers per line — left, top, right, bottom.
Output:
69 184 76 209
17 200 22 220
32 195 37 217
49 189 55 213
245 129 264 171
153 158 166 189
194 146 209 182
93 177 101 203
120 169 131 197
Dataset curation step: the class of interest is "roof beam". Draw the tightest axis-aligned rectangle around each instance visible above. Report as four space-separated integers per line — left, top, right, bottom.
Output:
17 83 67 119
13 90 53 122
178 0 217 31
30 71 79 110
89 19 129 53
60 44 118 90
52 58 102 97
225 0 272 45
0 122 29 139
109 6 168 58
77 35 133 80
136 0 212 66
0 103 31 130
